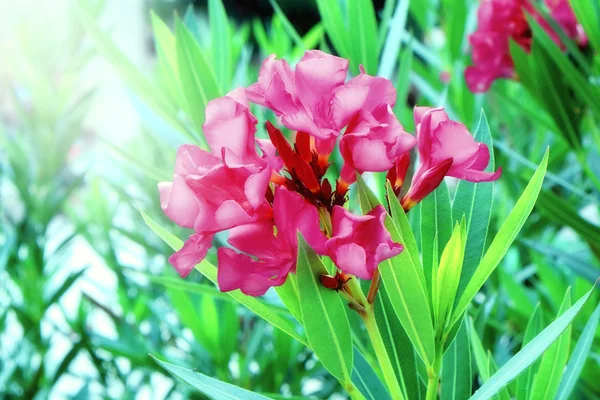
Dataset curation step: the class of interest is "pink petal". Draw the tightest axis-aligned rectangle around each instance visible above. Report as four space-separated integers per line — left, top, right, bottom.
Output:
431 120 480 167
295 51 348 117
168 233 214 277
346 73 397 112
174 145 220 175
265 72 300 116
328 241 370 279
340 135 394 172
203 97 258 164
281 111 337 141
452 166 503 183
273 186 328 254
228 221 283 260
214 200 256 231
244 166 271 208
330 84 369 129
159 176 199 229
217 248 292 296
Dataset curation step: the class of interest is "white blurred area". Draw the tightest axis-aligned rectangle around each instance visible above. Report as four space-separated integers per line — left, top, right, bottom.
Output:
0 0 174 398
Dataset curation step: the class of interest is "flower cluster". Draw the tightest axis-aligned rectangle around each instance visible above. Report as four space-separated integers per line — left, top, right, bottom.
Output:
465 0 587 93
160 51 501 296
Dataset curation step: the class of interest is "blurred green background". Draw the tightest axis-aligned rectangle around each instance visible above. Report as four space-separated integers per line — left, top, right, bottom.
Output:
1 0 599 398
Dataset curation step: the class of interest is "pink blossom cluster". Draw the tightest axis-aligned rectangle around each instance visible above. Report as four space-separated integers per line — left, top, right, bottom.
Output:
160 51 501 296
465 0 587 93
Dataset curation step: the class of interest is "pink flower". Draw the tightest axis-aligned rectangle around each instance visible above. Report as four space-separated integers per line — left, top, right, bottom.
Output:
338 69 417 184
545 0 588 46
217 186 327 296
326 205 403 280
401 107 501 209
466 0 587 93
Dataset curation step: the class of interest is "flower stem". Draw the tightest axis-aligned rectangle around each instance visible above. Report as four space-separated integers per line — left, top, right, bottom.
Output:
362 305 405 400
425 342 444 400
366 269 381 304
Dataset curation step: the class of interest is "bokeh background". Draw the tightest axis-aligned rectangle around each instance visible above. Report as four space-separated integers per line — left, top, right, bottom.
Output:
1 0 599 399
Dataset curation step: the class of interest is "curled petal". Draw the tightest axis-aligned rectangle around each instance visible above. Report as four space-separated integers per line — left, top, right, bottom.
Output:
159 177 198 229
169 233 214 277
295 50 349 117
326 205 403 279
203 94 259 164
273 186 328 255
217 248 293 296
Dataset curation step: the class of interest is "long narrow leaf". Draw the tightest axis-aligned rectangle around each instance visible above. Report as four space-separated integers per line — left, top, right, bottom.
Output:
451 149 549 328
469 284 597 400
296 234 353 382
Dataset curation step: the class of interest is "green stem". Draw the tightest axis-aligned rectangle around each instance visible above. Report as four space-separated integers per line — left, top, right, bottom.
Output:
425 342 444 400
362 306 405 400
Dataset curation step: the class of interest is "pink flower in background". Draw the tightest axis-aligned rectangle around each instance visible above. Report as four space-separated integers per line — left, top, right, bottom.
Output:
217 187 327 296
326 205 403 280
400 107 501 210
545 0 588 46
465 0 587 93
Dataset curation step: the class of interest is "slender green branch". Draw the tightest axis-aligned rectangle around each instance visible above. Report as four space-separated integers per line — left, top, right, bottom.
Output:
425 341 444 400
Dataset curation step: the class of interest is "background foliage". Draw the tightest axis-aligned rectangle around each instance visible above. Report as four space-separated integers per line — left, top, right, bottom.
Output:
1 0 599 398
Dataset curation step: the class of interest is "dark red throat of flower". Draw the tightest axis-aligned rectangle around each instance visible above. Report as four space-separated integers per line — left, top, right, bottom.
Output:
265 121 347 211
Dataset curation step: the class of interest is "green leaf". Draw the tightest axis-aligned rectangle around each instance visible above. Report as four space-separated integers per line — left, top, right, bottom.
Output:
268 0 306 51
529 15 600 121
315 0 350 59
275 275 302 322
140 210 183 251
379 0 410 79
436 221 466 332
536 190 600 252
386 182 425 286
76 6 189 139
441 318 472 400
296 234 353 382
375 280 425 400
453 110 495 303
528 35 581 149
351 347 392 400
357 175 435 366
569 0 600 53
140 210 308 346
516 305 544 400
529 289 573 400
422 180 453 309
175 19 222 139
394 45 413 116
209 0 233 90
555 302 600 400
152 356 270 399
151 11 185 109
469 284 597 400
45 267 88 307
451 149 549 329
347 0 378 74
